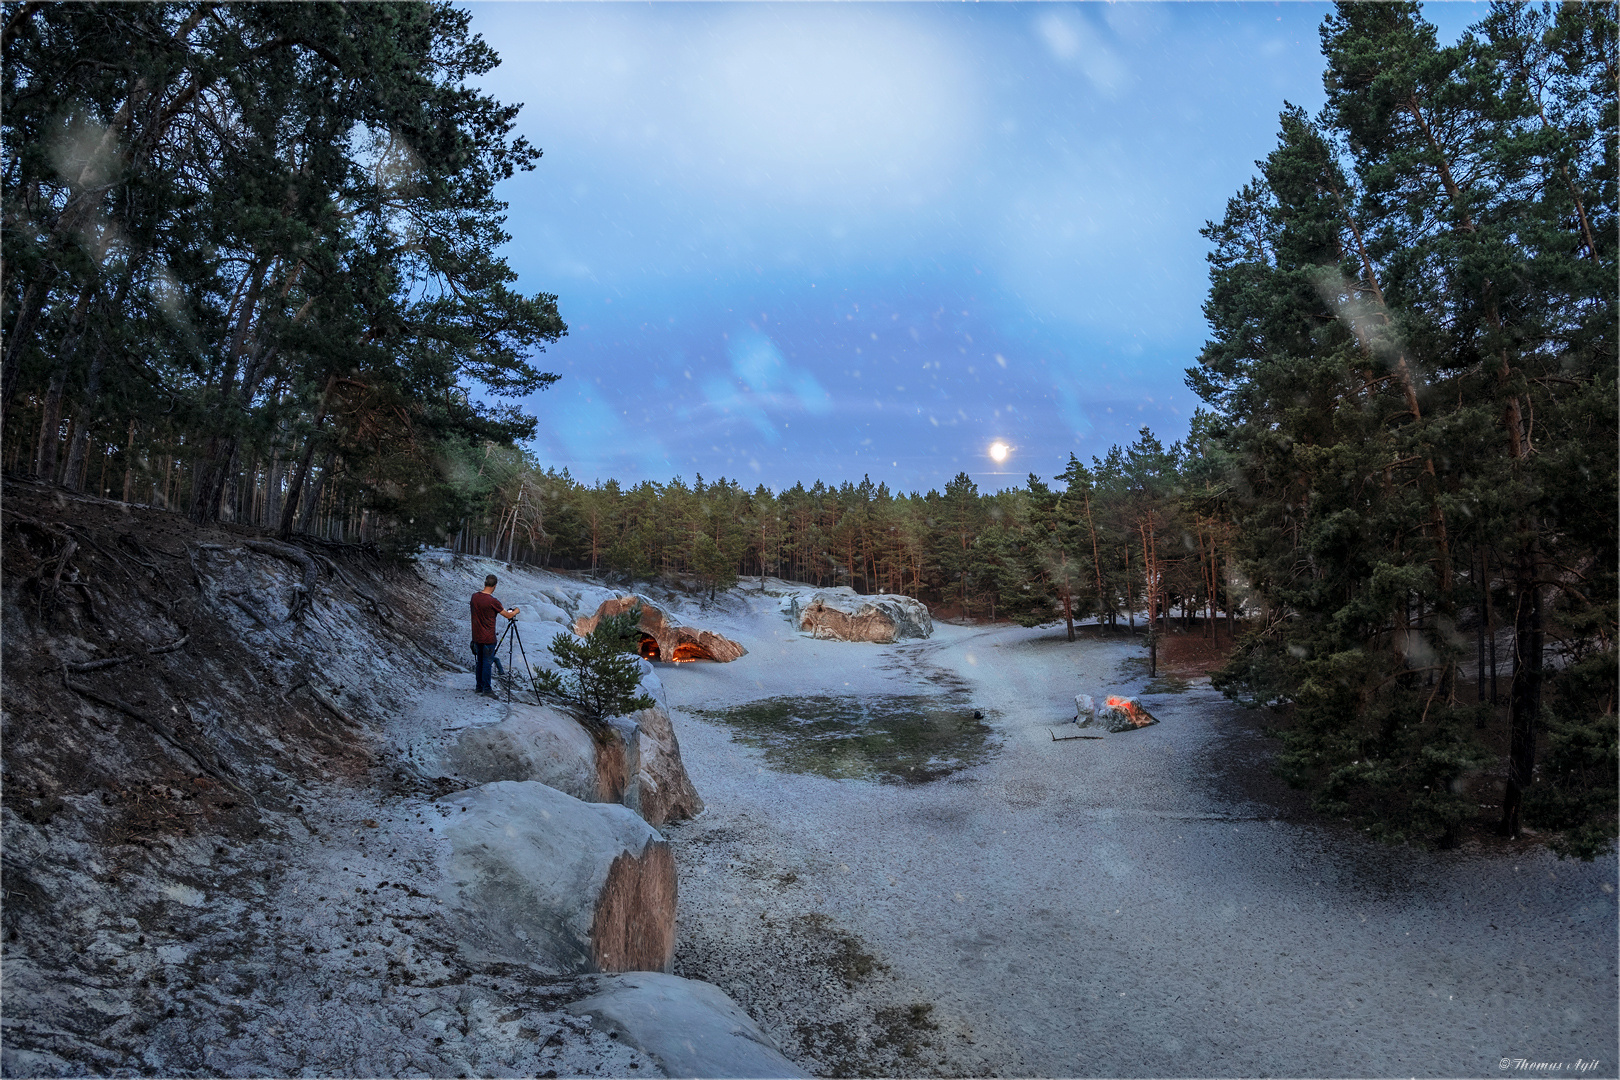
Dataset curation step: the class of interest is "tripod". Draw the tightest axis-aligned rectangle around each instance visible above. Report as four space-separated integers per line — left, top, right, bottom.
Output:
492 618 538 704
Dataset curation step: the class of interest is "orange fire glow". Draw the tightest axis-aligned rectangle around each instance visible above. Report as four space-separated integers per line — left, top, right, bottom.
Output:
638 636 660 661
1105 695 1153 727
670 643 710 663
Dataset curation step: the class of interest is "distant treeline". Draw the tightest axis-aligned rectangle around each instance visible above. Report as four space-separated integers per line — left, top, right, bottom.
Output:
436 429 1235 643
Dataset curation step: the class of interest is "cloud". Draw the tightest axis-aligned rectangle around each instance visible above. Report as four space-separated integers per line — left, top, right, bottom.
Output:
1034 10 1128 95
702 374 779 443
480 5 977 209
539 385 671 481
1053 380 1095 440
726 328 833 416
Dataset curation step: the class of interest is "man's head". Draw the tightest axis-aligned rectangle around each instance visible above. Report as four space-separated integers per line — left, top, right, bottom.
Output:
484 574 498 589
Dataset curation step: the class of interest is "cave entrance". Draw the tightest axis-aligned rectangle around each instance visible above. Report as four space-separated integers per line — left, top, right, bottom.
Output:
670 642 714 663
638 634 661 661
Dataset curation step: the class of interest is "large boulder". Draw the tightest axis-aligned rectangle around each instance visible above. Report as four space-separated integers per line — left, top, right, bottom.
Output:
628 664 705 825
786 588 933 642
447 703 601 803
574 595 747 663
569 972 810 1079
439 781 676 975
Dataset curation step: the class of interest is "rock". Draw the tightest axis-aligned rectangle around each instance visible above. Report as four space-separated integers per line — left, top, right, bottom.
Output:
569 972 810 1079
788 588 933 642
439 781 676 975
1077 695 1158 733
627 664 705 826
573 595 747 663
1074 694 1096 721
447 703 601 803
446 667 703 828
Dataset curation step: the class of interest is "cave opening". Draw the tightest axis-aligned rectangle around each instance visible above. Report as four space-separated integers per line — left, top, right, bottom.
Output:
638 634 660 661
670 642 714 663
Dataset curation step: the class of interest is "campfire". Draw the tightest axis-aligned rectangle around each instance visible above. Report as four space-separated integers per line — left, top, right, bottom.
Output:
1071 693 1159 733
1104 696 1155 728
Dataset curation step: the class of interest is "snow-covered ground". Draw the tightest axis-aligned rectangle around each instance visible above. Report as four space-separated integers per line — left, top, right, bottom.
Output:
608 578 1619 1078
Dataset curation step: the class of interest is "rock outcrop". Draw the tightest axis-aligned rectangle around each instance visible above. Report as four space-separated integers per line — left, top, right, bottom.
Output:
786 588 933 642
1076 694 1158 732
627 663 705 824
448 703 601 802
445 664 702 828
439 781 677 975
569 972 811 1079
574 595 747 663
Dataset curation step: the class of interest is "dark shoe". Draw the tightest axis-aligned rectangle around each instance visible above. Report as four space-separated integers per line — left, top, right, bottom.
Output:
476 689 499 699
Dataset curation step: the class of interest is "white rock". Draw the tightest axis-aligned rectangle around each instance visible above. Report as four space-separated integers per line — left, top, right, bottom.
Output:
448 703 600 803
569 972 810 1079
439 781 676 975
785 587 933 642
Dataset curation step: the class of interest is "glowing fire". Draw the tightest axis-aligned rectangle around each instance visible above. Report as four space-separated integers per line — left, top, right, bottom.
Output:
638 636 660 661
1105 695 1153 727
670 643 710 663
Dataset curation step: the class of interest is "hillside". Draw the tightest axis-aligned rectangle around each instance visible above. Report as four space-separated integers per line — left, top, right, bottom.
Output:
0 478 774 1077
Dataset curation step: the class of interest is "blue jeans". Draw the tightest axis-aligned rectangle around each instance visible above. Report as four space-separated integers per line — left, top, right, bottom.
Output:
474 642 498 692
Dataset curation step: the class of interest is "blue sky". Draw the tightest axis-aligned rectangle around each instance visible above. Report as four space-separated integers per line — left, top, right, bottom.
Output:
465 1 1483 493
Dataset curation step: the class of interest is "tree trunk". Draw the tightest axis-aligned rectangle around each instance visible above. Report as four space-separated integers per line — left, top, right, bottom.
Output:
1476 547 1487 716
33 367 67 480
1501 544 1543 837
62 339 110 490
1487 552 1498 704
121 419 137 502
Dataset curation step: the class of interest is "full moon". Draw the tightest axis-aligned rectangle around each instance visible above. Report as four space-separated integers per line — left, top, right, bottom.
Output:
989 441 1010 464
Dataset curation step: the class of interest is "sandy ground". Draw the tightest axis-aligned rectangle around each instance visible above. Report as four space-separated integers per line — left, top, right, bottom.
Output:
645 583 1619 1078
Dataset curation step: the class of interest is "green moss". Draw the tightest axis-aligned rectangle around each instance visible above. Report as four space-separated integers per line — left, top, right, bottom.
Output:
691 694 995 783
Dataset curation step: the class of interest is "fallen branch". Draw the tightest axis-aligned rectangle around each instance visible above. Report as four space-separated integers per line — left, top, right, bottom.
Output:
62 579 103 624
221 592 268 628
307 683 357 727
149 632 190 655
49 538 78 595
68 655 131 673
414 639 470 674
115 532 163 572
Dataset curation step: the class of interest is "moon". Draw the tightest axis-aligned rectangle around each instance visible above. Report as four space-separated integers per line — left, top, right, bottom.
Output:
989 441 1010 464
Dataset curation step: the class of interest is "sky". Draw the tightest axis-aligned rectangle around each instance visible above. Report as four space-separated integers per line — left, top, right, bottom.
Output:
464 1 1484 494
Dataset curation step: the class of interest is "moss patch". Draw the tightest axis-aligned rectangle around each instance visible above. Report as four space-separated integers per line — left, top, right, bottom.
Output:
690 694 995 783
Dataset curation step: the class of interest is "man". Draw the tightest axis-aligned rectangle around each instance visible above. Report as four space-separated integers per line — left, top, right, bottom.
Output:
470 574 520 697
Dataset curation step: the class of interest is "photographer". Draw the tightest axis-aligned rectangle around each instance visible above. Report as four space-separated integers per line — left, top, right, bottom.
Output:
470 574 519 698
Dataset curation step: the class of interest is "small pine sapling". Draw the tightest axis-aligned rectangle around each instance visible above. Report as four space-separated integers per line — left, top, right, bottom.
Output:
533 604 655 735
